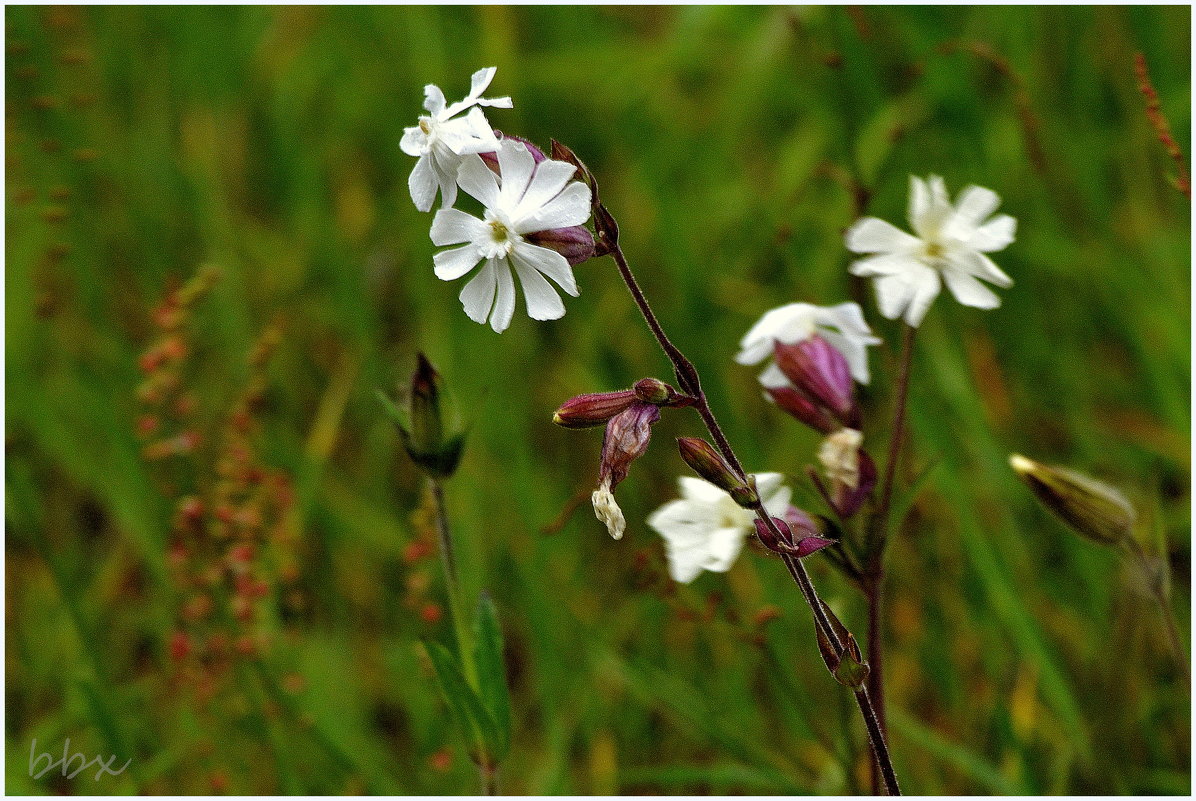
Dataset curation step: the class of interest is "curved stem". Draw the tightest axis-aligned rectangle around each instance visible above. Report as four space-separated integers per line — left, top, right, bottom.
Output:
609 241 901 795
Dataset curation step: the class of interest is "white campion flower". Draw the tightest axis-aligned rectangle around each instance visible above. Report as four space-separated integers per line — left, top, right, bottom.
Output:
845 175 1016 327
735 302 880 387
647 473 791 584
429 139 592 332
401 67 513 212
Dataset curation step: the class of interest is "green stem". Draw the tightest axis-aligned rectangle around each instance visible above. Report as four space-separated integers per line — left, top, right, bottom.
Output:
428 478 477 688
1125 539 1190 688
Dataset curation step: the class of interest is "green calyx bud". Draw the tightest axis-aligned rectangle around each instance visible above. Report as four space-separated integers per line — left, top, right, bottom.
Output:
379 354 466 480
1010 454 1136 546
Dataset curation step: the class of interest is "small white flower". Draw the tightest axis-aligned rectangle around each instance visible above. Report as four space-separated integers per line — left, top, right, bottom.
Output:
647 473 791 584
429 140 592 332
401 67 513 212
818 428 863 490
845 175 1016 327
735 302 880 387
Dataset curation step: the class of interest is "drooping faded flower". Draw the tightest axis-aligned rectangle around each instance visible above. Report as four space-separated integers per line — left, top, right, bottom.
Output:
845 175 1015 327
401 67 513 212
647 473 792 584
736 302 880 386
430 139 592 332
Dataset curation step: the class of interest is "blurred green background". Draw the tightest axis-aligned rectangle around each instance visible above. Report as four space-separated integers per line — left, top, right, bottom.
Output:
5 4 1190 795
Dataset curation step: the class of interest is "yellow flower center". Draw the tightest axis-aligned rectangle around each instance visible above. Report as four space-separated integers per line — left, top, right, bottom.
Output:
419 118 431 135
489 219 511 243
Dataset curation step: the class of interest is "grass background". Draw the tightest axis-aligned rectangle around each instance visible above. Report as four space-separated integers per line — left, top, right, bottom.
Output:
5 4 1190 795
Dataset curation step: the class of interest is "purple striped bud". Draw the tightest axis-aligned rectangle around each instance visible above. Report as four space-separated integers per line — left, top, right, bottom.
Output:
766 386 839 434
553 389 637 429
772 336 859 430
677 437 756 506
526 225 596 266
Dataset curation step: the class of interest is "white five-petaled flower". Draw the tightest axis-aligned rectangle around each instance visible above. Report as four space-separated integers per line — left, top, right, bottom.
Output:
401 67 513 212
845 175 1016 327
429 140 592 332
647 473 791 584
736 302 880 387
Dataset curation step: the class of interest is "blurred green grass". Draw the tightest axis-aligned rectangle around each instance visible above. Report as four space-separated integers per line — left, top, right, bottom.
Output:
5 5 1190 795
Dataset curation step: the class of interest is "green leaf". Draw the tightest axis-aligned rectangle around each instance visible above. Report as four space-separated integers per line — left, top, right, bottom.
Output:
472 593 512 759
423 640 502 763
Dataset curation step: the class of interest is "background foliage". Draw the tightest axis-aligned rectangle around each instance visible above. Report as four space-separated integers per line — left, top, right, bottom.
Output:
5 5 1190 795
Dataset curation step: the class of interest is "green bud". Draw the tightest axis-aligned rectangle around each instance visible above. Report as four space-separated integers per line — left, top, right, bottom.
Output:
1010 454 1136 546
379 354 465 480
677 437 756 506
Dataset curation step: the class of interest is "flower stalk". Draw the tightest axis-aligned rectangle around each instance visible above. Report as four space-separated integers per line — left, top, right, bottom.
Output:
607 239 901 795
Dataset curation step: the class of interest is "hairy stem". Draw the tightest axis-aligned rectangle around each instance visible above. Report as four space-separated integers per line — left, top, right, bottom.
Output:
874 324 916 534
429 478 478 690
864 572 887 794
609 241 900 795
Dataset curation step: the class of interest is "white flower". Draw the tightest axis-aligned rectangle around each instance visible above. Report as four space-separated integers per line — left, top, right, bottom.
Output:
818 428 863 490
429 139 592 333
845 175 1016 327
647 473 791 584
401 67 513 212
735 302 880 387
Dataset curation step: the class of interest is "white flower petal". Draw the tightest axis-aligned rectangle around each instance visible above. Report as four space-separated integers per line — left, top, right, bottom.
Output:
907 175 930 229
677 476 728 505
468 66 497 99
490 260 517 332
903 267 942 327
822 330 871 385
430 208 486 246
817 302 874 339
848 252 924 278
967 214 1016 253
400 127 426 157
423 84 446 115
752 472 786 502
455 155 501 207
497 141 537 208
735 303 814 365
513 181 592 233
957 249 1013 288
943 267 1001 310
515 160 577 220
703 527 748 573
758 363 789 389
512 243 578 296
844 217 920 254
437 110 497 156
761 484 792 518
434 244 482 281
953 185 1000 227
511 258 566 321
647 498 708 545
408 156 438 212
459 259 498 324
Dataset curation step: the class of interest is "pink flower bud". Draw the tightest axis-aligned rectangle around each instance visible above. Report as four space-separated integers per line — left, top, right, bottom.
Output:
677 437 756 505
772 336 859 430
525 225 596 266
766 386 838 434
553 389 637 429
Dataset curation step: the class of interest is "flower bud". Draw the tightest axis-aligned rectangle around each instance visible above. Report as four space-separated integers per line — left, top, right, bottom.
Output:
771 336 859 430
766 386 838 434
753 513 835 558
553 389 637 429
818 428 863 489
525 226 596 267
814 600 870 689
833 448 876 519
1010 454 1136 545
634 377 673 405
379 353 465 479
677 437 756 506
